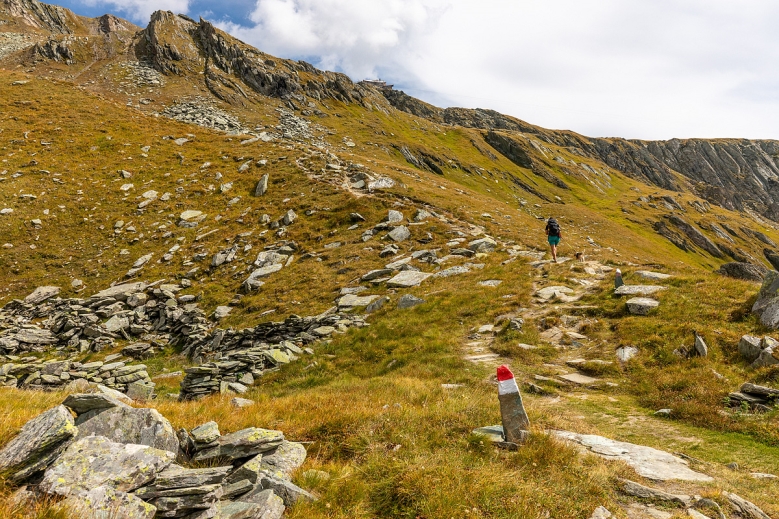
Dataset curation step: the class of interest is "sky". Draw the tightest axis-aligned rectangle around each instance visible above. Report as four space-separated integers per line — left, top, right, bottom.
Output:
55 0 779 140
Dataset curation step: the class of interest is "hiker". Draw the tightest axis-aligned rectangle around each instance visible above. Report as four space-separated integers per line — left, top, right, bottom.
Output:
545 217 562 262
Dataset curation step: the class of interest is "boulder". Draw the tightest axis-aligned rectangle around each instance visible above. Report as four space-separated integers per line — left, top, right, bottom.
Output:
63 392 131 416
258 441 307 480
62 485 156 519
0 405 77 482
76 407 181 457
397 294 425 309
751 347 779 368
739 335 763 363
693 333 708 357
386 210 404 223
254 173 269 196
626 297 659 315
337 294 379 309
254 473 316 506
192 428 284 461
723 491 771 519
24 286 60 304
751 270 779 328
388 226 411 242
716 262 768 282
217 498 284 519
191 421 221 445
40 436 175 496
468 237 497 253
225 454 264 485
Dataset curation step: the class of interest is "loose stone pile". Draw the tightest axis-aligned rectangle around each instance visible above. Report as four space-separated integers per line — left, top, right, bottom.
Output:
738 334 779 368
0 282 212 357
0 392 310 518
117 60 165 87
180 312 367 399
161 99 245 133
727 382 779 412
0 356 152 394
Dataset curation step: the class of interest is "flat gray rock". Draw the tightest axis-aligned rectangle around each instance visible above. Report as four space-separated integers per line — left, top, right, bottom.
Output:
479 279 503 287
218 497 284 519
553 431 713 482
225 454 265 485
723 491 771 519
468 237 497 253
434 266 470 278
559 373 599 385
388 225 411 242
397 294 425 309
24 286 60 304
63 393 131 416
192 428 284 461
154 465 232 489
91 282 147 300
0 405 77 482
337 294 379 308
386 271 432 288
362 269 394 281
252 473 316 506
40 436 175 496
616 346 638 363
738 335 762 363
635 271 672 280
76 407 181 457
191 421 220 445
626 297 660 315
62 485 156 519
614 285 667 296
536 286 574 300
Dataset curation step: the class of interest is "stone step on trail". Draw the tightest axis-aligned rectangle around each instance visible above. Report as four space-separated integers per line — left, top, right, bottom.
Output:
552 431 713 482
615 285 668 296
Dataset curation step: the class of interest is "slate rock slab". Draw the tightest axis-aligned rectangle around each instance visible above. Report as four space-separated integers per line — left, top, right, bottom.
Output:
191 421 220 445
553 431 713 481
0 405 77 482
626 297 659 315
192 428 284 461
24 286 60 304
76 407 181 456
62 485 157 519
614 285 667 296
246 474 315 507
635 271 672 281
40 436 175 496
63 392 131 416
468 237 497 253
155 465 232 489
386 271 432 288
218 498 284 519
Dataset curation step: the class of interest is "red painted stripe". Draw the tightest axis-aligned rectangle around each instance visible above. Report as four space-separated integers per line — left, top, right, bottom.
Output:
497 365 514 381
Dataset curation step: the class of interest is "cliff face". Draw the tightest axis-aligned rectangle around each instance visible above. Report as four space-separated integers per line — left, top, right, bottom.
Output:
0 0 79 33
382 90 779 221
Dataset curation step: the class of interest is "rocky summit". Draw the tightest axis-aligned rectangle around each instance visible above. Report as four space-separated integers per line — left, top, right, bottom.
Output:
1 1 779 518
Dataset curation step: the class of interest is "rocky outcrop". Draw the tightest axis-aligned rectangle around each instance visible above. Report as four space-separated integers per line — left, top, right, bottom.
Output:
0 404 76 482
1 0 79 34
484 131 569 189
716 262 768 282
4 398 307 518
751 271 779 328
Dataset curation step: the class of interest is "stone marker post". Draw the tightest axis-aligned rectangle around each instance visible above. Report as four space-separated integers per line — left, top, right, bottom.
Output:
615 269 624 289
497 365 530 444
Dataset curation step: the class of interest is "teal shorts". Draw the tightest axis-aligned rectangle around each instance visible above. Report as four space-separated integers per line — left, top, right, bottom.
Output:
548 236 560 246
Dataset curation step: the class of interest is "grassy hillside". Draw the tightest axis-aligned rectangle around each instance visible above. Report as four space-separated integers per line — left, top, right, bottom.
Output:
1 63 779 519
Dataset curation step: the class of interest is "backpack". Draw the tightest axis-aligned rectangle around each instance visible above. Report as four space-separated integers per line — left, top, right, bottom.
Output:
547 218 560 236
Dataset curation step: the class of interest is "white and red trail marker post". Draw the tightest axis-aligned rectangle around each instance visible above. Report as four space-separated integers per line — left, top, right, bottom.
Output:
497 365 530 444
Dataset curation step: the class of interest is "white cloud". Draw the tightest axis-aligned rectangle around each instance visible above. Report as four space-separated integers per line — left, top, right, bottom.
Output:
215 0 779 140
217 0 449 80
76 0 191 23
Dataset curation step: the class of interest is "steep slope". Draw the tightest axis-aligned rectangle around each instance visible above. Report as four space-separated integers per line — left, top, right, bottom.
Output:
384 90 779 221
